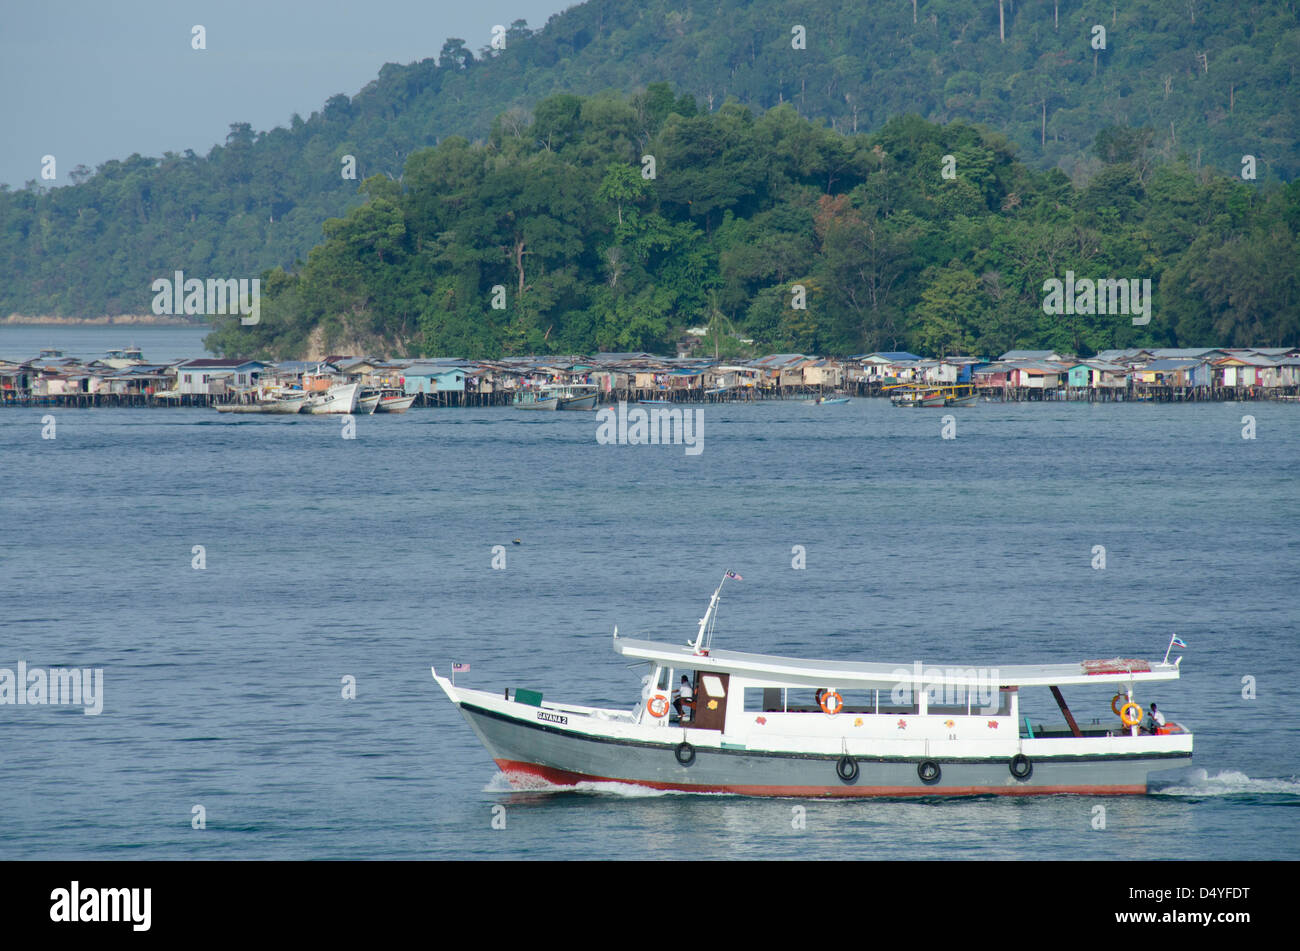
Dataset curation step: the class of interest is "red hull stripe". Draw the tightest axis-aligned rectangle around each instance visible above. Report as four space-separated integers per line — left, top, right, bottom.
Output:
493 759 1147 797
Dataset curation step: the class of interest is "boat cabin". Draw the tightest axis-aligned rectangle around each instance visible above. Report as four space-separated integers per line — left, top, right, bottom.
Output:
619 638 1183 744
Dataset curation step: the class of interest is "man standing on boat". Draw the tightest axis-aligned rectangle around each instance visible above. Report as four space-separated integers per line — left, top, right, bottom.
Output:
673 675 694 723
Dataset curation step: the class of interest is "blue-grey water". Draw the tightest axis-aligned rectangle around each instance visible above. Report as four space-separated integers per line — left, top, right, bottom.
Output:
0 324 211 364
1 398 1297 859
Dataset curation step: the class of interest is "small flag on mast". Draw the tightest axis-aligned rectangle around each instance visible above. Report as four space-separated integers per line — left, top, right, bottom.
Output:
1162 634 1188 665
452 662 470 672
725 571 743 580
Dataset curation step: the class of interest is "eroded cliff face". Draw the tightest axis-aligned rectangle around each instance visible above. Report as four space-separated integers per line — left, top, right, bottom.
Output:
299 322 418 361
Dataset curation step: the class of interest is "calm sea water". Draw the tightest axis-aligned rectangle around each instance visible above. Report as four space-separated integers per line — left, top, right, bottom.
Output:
1 393 1297 859
0 324 211 364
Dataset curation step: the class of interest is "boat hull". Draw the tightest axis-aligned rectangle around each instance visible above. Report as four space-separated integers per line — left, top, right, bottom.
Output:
559 394 598 411
890 393 947 408
458 701 1184 797
216 398 306 414
514 397 560 411
375 394 416 413
306 382 361 414
264 397 309 414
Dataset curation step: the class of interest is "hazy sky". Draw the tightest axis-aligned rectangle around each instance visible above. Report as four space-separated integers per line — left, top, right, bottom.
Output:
0 0 577 188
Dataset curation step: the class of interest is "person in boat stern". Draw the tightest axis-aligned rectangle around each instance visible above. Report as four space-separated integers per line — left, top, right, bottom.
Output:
1144 702 1167 734
673 675 694 722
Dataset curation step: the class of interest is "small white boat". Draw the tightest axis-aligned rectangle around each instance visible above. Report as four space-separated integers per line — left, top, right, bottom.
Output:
434 575 1192 797
305 381 361 414
375 393 416 414
513 389 560 411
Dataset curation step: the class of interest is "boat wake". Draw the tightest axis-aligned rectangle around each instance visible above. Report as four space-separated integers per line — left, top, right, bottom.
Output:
1149 768 1300 798
483 771 696 798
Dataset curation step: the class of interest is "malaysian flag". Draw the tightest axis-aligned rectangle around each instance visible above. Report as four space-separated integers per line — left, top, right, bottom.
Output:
452 662 470 672
725 571 743 581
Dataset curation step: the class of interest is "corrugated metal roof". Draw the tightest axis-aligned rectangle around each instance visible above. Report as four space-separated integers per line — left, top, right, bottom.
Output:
999 350 1061 361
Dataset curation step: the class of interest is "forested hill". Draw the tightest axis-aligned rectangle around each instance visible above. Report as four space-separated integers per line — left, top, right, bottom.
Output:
2 0 1298 318
201 93 1300 361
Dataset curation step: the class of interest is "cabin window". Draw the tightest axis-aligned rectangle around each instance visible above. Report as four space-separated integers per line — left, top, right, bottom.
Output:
877 691 920 716
754 689 916 714
655 667 670 692
745 688 786 712
927 700 972 717
700 675 725 697
987 689 1013 717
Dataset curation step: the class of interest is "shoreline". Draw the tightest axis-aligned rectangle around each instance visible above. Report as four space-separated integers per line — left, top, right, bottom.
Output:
2 390 1293 410
2 315 205 327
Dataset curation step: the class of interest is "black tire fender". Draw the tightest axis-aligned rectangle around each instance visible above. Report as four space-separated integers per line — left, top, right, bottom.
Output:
1010 753 1032 780
917 760 941 785
674 741 695 766
836 755 859 783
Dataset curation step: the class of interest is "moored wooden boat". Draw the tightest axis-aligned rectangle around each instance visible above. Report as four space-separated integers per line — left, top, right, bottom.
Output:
214 389 309 414
558 385 599 411
513 388 561 410
305 381 361 414
890 389 946 407
375 393 416 413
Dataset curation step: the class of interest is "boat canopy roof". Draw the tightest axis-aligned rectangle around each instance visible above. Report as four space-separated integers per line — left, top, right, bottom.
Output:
612 636 1180 688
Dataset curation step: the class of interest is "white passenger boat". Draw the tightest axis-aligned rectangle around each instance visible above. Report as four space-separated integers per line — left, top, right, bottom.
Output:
433 576 1192 796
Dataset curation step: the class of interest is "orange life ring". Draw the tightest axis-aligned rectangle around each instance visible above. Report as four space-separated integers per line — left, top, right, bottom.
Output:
1111 693 1126 716
647 695 670 718
1120 702 1143 727
819 690 844 715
